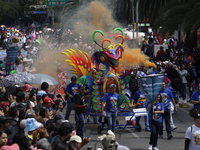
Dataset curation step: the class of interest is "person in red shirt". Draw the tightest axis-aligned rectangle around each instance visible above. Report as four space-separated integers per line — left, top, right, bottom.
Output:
156 46 166 61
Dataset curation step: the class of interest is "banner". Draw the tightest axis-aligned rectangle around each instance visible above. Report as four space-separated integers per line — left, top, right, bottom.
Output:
6 47 18 63
140 74 164 102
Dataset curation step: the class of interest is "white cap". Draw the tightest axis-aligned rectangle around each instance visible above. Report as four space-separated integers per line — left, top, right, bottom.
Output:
69 135 82 143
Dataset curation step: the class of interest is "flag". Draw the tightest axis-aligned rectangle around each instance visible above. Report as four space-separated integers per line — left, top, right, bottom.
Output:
140 74 164 102
31 30 36 41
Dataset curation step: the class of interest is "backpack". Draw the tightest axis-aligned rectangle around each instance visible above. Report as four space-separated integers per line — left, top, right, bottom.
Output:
71 93 81 110
186 73 191 82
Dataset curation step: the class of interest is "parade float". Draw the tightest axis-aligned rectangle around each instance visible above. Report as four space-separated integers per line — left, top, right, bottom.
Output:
63 28 150 133
63 28 134 110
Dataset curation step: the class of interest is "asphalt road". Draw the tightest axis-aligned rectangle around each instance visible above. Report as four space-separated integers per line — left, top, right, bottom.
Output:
63 98 194 150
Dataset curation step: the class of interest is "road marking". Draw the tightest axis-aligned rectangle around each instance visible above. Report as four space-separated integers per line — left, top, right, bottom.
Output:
126 129 141 139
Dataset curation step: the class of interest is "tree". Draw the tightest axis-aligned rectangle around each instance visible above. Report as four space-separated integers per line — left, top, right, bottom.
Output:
153 0 200 44
0 0 20 25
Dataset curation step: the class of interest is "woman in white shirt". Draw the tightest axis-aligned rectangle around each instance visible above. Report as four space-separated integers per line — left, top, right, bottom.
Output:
185 108 200 150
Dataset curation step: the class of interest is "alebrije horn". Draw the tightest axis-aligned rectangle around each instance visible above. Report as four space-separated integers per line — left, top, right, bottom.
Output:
113 28 125 44
92 30 104 48
101 39 111 53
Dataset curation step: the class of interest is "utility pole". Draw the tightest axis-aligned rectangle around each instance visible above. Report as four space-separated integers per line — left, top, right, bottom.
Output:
136 0 139 41
178 0 181 50
132 0 135 47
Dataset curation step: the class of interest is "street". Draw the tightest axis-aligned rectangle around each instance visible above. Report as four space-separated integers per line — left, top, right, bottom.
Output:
65 101 193 150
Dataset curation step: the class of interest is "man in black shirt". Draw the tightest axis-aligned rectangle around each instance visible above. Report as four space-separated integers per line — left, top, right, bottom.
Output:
75 85 88 138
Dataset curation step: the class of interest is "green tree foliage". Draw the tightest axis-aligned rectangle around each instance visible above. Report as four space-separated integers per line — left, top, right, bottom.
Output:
0 0 20 25
153 0 200 43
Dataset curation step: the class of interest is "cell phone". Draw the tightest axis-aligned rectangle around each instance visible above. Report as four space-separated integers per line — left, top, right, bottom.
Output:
85 129 91 138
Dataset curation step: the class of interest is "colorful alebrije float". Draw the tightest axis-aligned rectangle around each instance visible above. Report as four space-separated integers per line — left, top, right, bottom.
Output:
63 28 135 111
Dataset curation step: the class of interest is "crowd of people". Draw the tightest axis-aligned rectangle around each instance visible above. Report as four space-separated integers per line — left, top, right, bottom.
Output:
1 24 200 150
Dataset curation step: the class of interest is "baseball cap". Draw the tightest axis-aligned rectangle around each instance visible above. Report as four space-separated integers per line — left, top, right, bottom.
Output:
23 84 32 92
194 113 200 119
43 97 55 104
60 122 74 132
71 76 77 81
110 84 116 88
1 144 19 150
69 135 82 143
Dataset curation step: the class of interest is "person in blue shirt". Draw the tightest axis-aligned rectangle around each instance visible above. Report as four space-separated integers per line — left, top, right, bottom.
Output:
65 76 79 121
147 93 164 150
190 83 200 112
159 81 177 139
131 89 150 131
101 84 119 133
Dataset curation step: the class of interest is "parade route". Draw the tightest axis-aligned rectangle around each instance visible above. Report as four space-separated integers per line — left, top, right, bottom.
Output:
64 101 194 150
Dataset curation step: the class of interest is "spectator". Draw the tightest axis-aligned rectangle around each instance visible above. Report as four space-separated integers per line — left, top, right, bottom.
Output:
0 116 12 130
176 64 188 103
3 92 12 105
0 107 4 116
0 130 7 148
37 82 49 96
43 97 55 110
45 119 55 143
1 143 19 150
12 129 32 150
37 95 43 105
188 62 197 98
53 142 66 150
156 46 166 61
0 95 9 115
36 138 52 150
8 106 19 126
69 135 82 150
40 107 50 128
102 84 119 133
24 118 48 146
51 122 74 148
185 109 200 150
53 100 64 120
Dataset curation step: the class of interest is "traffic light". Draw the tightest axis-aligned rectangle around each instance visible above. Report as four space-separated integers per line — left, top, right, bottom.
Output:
29 5 37 9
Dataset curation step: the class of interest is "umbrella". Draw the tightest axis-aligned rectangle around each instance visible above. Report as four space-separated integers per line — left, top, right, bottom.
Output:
28 74 58 85
0 72 35 87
